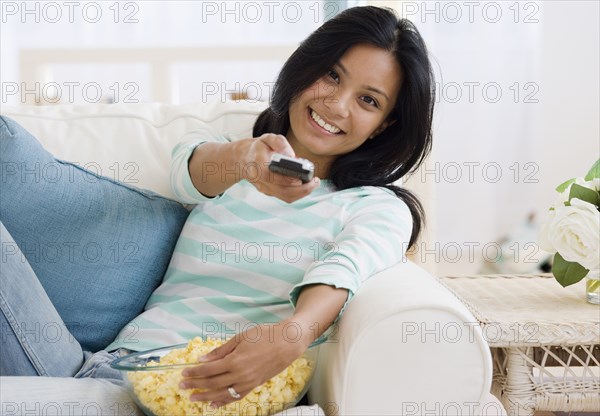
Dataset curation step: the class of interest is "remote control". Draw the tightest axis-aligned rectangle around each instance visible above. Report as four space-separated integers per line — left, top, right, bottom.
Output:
268 154 315 183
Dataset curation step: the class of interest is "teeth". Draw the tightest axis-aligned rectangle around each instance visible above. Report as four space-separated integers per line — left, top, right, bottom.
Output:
310 110 341 134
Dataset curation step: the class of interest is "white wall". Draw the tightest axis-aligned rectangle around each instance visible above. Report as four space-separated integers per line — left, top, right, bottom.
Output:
0 1 329 104
531 1 600 208
378 0 599 275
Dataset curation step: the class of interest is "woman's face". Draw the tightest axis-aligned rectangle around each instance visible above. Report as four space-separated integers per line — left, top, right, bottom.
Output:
286 43 402 177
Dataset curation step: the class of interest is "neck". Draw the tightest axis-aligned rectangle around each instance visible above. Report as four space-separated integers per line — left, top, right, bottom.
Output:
309 157 331 180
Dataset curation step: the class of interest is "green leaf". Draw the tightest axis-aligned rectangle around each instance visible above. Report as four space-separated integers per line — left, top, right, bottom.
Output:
552 252 588 287
568 183 600 206
584 159 600 180
556 178 576 193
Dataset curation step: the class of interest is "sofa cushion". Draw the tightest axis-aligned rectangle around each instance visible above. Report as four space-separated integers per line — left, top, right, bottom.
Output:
0 115 190 352
1 101 267 199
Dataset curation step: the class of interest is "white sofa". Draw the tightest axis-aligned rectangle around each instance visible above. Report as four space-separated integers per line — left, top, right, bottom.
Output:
1 101 505 416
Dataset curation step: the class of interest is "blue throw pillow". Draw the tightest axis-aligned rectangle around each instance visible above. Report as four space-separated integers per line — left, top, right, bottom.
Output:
0 116 189 352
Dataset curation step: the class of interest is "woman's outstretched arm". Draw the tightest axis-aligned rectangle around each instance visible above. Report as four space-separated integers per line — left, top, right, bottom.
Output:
187 133 319 202
187 138 252 197
290 284 349 345
178 284 347 408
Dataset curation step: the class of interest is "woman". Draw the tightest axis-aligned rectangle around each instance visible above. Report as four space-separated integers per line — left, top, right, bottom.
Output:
1 5 434 412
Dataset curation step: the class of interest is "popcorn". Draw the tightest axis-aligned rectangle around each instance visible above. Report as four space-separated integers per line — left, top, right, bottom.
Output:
126 337 315 416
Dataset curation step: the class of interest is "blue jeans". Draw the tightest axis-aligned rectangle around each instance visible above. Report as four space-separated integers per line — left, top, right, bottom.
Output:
0 222 123 385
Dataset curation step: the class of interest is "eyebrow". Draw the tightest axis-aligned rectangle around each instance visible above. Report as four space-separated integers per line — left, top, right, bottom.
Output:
336 62 391 102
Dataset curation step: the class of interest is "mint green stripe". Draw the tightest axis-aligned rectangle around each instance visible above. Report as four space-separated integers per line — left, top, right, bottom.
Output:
172 236 205 258
222 194 342 235
161 268 286 302
330 238 377 271
174 236 306 284
127 315 167 331
147 293 186 304
157 301 234 333
203 297 285 323
106 316 168 351
217 221 281 242
218 192 343 232
117 314 236 348
187 211 218 225
217 193 273 221
182 218 312 255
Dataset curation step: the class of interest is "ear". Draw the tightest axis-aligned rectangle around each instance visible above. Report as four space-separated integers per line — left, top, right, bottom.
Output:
369 119 397 139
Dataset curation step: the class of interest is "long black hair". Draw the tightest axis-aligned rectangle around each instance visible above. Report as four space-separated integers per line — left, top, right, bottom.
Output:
253 6 435 249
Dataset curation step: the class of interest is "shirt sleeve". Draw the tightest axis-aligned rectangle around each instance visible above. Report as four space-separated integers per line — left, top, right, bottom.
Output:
170 127 230 204
289 188 413 322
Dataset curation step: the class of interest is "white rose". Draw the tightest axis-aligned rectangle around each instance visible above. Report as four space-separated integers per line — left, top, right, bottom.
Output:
540 198 600 271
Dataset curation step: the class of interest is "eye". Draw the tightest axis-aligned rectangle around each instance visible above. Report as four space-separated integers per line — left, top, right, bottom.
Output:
327 69 340 83
361 96 379 108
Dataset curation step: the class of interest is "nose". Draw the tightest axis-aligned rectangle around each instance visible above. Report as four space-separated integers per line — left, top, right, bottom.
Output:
323 86 350 119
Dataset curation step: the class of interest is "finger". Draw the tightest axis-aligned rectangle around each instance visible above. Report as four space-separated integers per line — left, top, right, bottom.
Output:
181 339 239 378
270 172 303 187
181 360 229 379
257 176 320 203
190 384 251 404
278 176 321 195
179 371 236 392
198 337 238 363
270 181 319 203
259 134 295 157
271 174 321 189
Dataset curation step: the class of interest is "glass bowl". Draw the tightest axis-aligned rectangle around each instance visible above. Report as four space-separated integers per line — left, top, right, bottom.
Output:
111 337 319 416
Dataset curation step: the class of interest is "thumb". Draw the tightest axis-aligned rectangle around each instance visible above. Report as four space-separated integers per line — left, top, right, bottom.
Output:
198 338 237 362
261 134 295 157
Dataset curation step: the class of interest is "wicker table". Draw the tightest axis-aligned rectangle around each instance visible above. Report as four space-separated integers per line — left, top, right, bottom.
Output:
439 274 600 416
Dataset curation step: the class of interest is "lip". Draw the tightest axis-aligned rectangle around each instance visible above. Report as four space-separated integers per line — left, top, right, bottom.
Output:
307 107 344 136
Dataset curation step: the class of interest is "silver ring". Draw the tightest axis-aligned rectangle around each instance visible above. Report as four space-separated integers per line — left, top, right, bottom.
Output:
227 386 241 400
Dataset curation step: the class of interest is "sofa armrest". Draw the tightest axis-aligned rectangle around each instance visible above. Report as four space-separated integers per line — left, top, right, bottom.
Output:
307 261 494 416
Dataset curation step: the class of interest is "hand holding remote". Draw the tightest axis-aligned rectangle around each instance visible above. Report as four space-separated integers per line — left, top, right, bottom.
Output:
241 133 319 203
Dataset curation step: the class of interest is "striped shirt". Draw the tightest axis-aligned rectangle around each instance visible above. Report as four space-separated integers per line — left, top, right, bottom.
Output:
107 128 412 352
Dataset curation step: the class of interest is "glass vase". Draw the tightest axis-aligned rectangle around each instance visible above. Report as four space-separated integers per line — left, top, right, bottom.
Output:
586 269 600 304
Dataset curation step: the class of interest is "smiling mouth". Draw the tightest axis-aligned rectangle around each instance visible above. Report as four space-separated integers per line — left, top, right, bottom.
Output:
308 108 344 135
